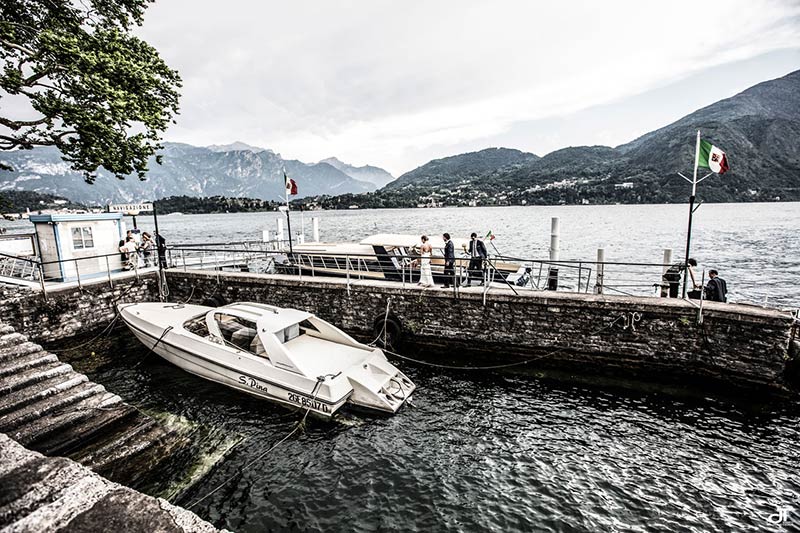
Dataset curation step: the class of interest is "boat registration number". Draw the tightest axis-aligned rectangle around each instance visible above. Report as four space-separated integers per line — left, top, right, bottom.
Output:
287 392 331 413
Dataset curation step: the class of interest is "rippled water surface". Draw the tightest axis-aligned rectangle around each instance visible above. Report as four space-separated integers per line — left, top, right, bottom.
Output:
6 202 798 305
8 203 800 530
58 331 800 533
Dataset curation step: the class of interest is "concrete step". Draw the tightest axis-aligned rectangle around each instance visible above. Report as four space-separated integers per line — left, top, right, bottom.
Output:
0 341 44 363
0 434 223 533
34 402 139 457
0 332 26 349
0 381 107 432
13 391 123 448
0 362 74 397
0 445 110 529
70 417 160 469
0 350 59 378
0 373 88 417
86 421 183 486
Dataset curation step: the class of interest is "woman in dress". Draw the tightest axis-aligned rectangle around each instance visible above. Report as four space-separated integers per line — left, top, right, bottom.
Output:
416 235 435 287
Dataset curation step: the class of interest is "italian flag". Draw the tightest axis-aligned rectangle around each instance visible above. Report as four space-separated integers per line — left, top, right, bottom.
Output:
284 172 298 195
697 139 729 174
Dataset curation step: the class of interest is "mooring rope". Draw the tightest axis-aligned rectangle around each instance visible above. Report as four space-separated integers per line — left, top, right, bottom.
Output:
133 325 174 368
367 297 392 347
186 377 326 510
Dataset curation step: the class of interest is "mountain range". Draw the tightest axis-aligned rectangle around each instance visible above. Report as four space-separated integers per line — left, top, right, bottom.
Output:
0 142 394 205
307 69 800 208
1 70 799 208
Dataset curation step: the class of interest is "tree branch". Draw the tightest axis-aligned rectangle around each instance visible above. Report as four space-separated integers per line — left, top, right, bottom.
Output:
23 68 58 87
0 38 35 57
0 117 50 130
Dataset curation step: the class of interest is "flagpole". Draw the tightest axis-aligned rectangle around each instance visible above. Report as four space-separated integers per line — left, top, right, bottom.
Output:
681 130 701 298
284 168 293 254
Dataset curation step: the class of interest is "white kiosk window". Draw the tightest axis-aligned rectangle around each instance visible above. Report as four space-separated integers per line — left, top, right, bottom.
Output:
71 227 94 249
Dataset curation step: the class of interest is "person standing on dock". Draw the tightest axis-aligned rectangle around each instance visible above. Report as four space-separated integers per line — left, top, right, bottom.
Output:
413 235 435 288
442 233 455 288
140 232 154 267
463 232 487 286
705 270 728 302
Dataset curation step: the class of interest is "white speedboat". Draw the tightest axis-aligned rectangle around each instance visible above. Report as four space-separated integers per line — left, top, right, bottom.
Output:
119 301 415 417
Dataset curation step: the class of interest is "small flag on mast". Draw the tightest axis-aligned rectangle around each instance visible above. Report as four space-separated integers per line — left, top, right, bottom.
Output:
485 230 496 241
697 138 729 174
284 171 298 195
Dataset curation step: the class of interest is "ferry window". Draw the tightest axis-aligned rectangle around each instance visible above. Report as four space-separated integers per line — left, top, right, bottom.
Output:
71 227 94 249
215 313 258 351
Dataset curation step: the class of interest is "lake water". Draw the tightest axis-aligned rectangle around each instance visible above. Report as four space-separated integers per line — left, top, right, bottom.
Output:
5 202 799 306
6 202 800 531
57 331 800 533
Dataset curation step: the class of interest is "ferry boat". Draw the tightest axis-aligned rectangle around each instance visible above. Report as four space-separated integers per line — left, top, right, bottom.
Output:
120 301 415 417
279 234 527 285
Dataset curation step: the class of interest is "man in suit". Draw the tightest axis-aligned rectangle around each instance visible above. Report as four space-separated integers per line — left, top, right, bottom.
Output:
463 232 487 286
705 269 728 302
442 233 455 288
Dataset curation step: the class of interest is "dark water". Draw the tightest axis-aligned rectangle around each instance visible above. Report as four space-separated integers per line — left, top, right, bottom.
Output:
57 330 800 532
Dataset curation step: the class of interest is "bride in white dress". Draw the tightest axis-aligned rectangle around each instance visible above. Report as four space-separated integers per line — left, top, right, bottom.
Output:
416 235 435 287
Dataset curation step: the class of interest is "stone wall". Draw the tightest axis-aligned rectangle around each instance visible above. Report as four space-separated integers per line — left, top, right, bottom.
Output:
164 270 799 395
0 273 159 343
3 269 797 394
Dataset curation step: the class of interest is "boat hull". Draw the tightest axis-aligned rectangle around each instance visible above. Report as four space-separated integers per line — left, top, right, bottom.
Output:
123 316 349 417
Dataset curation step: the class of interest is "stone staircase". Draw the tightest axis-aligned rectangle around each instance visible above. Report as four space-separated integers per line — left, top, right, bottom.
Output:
0 322 185 487
0 433 224 532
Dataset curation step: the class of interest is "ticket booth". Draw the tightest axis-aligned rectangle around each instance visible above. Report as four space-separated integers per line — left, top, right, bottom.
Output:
29 213 125 281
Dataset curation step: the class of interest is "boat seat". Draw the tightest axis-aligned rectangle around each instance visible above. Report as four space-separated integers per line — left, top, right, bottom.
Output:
230 326 257 351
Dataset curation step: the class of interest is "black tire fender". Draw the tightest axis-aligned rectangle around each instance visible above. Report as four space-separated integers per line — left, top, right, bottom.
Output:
372 314 403 349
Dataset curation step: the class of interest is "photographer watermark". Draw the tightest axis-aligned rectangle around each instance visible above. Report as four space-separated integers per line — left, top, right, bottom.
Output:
765 505 792 525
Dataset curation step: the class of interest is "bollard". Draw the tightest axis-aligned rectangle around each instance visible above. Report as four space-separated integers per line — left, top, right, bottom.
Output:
660 249 672 297
312 217 320 243
594 248 605 294
547 217 560 290
276 218 285 243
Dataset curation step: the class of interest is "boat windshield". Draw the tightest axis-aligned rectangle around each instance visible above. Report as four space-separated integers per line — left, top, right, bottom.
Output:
214 313 267 357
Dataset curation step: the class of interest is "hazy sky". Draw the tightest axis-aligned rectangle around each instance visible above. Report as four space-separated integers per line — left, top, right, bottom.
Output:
138 0 800 175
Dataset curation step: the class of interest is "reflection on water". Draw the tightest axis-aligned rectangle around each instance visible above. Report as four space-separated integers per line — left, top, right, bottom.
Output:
55 329 800 532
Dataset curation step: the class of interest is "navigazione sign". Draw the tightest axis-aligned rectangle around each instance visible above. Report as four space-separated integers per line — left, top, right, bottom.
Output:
108 203 153 215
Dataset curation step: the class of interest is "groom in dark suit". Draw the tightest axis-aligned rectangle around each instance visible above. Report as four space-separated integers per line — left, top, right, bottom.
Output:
463 232 487 286
442 233 455 288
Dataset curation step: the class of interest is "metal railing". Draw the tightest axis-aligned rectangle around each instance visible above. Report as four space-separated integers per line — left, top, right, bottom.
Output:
0 248 162 300
162 244 684 300
0 239 689 304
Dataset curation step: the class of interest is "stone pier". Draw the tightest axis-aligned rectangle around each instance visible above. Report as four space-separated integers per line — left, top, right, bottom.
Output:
163 270 800 395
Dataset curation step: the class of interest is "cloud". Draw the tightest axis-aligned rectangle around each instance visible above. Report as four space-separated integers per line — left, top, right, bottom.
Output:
138 0 800 174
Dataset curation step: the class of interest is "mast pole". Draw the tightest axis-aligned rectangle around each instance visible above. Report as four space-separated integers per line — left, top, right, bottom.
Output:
682 130 701 298
284 168 293 254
